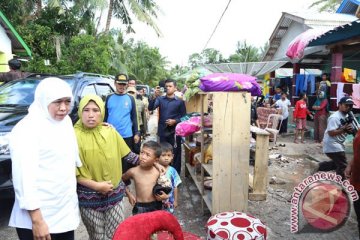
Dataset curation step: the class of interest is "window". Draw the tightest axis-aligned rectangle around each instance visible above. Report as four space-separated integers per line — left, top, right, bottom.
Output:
95 84 114 101
80 85 96 98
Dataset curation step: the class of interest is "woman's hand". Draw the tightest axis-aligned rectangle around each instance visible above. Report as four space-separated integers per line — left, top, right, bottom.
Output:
29 209 51 240
155 191 169 201
96 181 114 195
102 122 113 128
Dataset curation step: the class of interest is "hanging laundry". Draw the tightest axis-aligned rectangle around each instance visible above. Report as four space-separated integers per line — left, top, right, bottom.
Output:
295 74 305 95
344 68 357 83
305 74 316 95
352 84 360 109
336 82 346 104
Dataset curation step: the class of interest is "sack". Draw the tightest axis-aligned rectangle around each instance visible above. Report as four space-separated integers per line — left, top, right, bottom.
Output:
200 73 262 96
175 117 201 137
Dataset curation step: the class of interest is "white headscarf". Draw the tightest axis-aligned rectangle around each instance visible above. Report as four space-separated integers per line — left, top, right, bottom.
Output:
9 77 81 233
28 77 73 122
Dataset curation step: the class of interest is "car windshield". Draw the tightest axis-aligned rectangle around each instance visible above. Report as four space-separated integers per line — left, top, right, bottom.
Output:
0 78 75 106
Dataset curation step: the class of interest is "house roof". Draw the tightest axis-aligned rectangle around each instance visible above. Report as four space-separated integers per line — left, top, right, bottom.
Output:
202 61 288 76
0 10 31 58
337 0 360 14
263 11 357 61
309 20 360 46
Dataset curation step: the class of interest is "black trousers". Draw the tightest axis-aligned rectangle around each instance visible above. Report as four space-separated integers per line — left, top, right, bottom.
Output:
279 117 288 134
16 228 74 240
318 151 347 179
160 135 182 174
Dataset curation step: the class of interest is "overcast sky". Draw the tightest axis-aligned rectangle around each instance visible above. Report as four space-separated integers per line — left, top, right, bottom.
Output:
109 0 318 67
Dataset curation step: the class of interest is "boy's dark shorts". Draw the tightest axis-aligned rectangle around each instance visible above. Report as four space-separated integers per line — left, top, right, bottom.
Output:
132 201 162 215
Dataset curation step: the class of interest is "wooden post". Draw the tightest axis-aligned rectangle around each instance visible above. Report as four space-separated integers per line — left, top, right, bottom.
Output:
291 63 300 106
212 92 250 213
330 47 343 111
249 131 269 201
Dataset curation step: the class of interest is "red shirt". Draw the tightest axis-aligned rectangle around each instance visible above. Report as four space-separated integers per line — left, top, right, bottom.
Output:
293 99 310 119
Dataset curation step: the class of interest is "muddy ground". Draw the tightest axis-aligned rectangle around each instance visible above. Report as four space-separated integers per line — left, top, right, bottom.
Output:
0 134 359 239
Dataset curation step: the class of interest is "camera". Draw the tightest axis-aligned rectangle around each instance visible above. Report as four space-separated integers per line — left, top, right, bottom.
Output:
340 115 354 126
340 111 359 136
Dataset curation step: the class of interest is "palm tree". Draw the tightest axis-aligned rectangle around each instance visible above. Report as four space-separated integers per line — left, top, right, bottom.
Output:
229 40 261 63
105 0 162 36
309 0 342 12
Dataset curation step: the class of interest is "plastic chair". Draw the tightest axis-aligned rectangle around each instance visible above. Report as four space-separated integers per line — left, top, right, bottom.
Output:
264 114 283 146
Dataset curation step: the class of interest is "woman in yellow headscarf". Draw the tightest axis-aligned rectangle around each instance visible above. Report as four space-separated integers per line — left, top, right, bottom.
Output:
74 94 138 240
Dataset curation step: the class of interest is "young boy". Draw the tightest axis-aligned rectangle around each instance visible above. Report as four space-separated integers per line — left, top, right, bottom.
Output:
293 92 313 143
122 141 168 215
159 142 182 213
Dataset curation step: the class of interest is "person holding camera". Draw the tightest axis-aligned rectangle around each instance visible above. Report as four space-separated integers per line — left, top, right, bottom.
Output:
148 79 186 174
318 96 355 179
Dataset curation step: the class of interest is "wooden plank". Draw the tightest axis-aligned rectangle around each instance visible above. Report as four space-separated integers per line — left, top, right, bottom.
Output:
185 163 202 194
253 134 269 199
249 173 254 190
212 93 227 213
212 92 250 213
248 193 267 201
202 163 213 176
230 92 250 212
185 93 209 113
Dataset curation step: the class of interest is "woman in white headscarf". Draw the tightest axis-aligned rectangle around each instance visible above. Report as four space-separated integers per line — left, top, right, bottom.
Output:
9 77 81 240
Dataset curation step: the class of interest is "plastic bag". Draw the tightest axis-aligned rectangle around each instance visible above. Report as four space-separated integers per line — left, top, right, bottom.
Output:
175 117 201 137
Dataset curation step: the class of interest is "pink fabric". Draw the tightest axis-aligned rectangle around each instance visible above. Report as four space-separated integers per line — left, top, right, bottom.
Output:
352 84 360 109
286 28 328 61
175 117 201 137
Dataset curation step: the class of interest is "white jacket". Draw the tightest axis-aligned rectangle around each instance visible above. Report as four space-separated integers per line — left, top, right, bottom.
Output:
9 78 81 233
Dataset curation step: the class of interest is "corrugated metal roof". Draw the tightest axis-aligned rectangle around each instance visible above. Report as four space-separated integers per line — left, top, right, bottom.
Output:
337 0 360 14
202 61 288 76
0 11 31 57
308 20 360 46
263 12 357 61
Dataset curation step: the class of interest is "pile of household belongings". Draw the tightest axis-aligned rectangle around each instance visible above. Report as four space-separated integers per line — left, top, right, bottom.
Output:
178 73 262 137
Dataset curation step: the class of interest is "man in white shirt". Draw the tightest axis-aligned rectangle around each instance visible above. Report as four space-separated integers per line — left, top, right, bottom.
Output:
272 92 291 134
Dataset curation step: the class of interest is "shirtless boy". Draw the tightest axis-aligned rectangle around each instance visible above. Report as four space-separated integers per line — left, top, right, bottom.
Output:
122 141 169 215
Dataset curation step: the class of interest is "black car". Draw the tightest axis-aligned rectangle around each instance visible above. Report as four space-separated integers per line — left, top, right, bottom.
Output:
0 72 115 197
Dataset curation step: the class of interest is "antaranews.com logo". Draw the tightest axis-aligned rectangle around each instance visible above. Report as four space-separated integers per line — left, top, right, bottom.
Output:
290 172 359 233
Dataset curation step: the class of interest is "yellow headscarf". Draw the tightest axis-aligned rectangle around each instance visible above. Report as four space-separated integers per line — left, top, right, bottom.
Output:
74 94 130 187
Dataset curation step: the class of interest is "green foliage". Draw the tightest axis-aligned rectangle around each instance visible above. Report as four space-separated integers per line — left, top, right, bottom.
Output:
309 0 341 12
1 0 169 82
229 40 261 62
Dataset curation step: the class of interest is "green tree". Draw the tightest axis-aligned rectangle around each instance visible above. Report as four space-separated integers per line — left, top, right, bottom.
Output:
120 40 168 86
201 48 225 64
228 40 261 62
309 0 341 12
105 0 162 36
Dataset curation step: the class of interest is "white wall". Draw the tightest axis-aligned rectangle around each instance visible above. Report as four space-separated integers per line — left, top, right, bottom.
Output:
273 22 310 60
0 26 12 59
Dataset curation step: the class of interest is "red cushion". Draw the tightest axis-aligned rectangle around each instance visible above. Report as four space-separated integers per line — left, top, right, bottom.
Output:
112 210 184 240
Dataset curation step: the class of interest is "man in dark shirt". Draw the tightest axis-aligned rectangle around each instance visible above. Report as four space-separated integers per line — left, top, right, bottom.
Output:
0 59 27 83
149 79 186 174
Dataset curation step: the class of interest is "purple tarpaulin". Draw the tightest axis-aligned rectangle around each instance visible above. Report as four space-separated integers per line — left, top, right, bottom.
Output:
199 73 262 96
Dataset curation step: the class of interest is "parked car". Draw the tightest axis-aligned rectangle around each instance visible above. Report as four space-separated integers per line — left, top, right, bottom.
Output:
0 72 115 197
136 84 150 96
